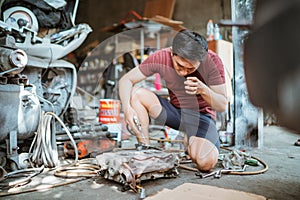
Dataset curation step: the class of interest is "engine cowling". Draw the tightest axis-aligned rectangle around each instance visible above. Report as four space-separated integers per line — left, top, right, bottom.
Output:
0 84 40 141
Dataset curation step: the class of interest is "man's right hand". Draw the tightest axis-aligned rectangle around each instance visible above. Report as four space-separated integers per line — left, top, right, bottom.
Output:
124 107 141 136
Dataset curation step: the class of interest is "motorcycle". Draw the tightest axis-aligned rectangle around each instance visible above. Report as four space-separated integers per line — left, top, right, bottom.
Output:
0 0 112 171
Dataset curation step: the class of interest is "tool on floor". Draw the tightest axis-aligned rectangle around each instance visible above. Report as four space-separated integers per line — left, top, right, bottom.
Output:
214 165 247 178
195 165 247 179
195 170 218 179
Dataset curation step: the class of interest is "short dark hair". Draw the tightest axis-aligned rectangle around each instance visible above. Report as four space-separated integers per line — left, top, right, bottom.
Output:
172 29 208 62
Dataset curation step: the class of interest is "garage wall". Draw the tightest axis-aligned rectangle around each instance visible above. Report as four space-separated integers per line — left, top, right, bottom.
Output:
75 0 231 52
173 0 231 35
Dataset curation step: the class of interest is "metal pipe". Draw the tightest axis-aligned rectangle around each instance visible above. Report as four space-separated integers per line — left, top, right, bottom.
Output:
231 0 258 147
72 0 79 25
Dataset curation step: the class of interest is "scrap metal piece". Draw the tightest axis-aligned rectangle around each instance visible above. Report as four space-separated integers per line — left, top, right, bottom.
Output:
195 170 218 179
214 165 247 179
96 149 179 192
195 165 247 179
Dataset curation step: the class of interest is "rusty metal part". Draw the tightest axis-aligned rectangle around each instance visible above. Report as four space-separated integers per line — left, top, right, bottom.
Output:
63 138 117 159
96 149 179 192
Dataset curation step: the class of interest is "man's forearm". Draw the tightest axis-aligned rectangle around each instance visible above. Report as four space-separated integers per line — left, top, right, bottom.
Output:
199 84 228 112
118 77 133 111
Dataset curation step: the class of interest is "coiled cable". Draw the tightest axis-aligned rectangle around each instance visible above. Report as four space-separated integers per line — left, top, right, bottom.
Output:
29 111 78 168
0 166 44 189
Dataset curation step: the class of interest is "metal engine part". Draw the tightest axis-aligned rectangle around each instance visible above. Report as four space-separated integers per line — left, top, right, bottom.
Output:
0 0 92 171
0 84 40 141
0 47 27 75
96 149 179 191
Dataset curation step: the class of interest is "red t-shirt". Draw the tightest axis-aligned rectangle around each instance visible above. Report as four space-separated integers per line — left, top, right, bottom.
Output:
139 48 225 120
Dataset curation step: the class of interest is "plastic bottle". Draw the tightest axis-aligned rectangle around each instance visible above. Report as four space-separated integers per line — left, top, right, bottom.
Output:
206 19 214 41
226 120 233 146
214 24 221 40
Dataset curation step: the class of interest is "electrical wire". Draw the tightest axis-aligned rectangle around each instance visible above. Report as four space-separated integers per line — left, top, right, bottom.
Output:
29 111 78 168
0 166 44 189
140 136 268 175
54 158 100 178
29 112 57 167
178 146 269 176
219 146 269 175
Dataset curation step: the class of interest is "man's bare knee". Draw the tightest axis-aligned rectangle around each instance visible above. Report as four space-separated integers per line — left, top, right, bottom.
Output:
187 136 219 171
195 155 218 171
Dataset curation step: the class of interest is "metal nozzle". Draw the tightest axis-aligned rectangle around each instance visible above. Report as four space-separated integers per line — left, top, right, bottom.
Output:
133 115 142 131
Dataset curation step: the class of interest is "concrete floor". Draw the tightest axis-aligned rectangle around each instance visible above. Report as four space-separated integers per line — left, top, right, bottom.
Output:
2 125 300 200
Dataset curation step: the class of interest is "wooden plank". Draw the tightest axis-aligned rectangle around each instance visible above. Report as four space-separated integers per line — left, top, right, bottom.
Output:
149 15 185 31
143 0 176 19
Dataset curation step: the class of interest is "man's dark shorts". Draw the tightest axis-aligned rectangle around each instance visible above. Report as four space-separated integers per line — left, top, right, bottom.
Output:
154 95 220 151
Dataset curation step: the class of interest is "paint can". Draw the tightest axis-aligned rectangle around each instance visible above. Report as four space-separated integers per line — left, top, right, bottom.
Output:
99 99 122 142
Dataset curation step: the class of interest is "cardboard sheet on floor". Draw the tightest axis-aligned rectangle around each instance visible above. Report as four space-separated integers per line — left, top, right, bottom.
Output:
145 183 266 200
